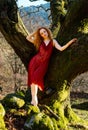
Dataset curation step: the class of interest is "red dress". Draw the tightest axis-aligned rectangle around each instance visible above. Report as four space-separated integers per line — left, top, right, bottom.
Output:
28 40 53 91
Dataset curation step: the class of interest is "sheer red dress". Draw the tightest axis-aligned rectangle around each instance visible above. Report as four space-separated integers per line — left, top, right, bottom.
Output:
28 40 53 91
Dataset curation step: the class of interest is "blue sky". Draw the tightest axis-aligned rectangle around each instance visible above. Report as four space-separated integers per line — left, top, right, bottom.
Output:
17 0 48 7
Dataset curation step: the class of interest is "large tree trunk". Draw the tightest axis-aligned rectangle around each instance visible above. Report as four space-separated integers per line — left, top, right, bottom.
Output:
0 0 88 129
50 0 68 37
44 0 88 128
0 0 36 69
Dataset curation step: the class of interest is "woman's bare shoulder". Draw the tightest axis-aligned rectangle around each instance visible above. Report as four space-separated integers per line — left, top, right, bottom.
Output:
52 39 58 46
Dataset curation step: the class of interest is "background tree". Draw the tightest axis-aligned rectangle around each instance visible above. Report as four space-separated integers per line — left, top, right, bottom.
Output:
29 0 68 36
0 0 88 129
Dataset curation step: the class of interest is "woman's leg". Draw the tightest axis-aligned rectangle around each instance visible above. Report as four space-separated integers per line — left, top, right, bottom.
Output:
31 83 38 106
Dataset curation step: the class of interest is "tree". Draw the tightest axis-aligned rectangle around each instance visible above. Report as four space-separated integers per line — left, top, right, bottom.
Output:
0 0 88 129
0 0 36 69
50 0 68 37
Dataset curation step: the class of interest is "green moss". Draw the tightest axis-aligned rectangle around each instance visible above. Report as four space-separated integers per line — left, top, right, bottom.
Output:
16 90 25 98
52 101 68 129
24 112 55 130
65 105 81 123
2 93 25 108
57 80 70 102
53 22 60 38
65 106 88 129
39 114 54 130
78 19 88 34
27 105 40 115
52 101 63 115
10 108 26 116
24 113 43 130
57 119 68 130
0 117 7 130
12 96 25 108
52 118 60 130
0 103 5 117
0 104 7 130
34 113 43 124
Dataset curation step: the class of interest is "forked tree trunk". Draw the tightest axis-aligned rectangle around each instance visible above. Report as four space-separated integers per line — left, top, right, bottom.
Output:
44 0 88 128
0 0 88 129
0 0 36 68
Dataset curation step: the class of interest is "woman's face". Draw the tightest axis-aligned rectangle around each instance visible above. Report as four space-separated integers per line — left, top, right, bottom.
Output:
39 28 49 39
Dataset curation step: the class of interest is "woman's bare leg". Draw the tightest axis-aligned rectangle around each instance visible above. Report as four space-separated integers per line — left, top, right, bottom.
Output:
31 83 38 106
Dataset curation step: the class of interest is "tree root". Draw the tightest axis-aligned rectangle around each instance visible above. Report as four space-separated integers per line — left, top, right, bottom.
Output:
69 123 88 130
38 104 60 120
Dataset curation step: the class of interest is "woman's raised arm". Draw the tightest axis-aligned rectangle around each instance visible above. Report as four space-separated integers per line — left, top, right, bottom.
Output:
53 38 77 51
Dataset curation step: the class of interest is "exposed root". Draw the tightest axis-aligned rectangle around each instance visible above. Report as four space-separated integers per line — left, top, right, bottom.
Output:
39 104 60 120
69 123 88 130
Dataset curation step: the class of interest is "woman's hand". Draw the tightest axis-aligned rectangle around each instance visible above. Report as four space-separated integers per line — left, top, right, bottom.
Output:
70 38 78 44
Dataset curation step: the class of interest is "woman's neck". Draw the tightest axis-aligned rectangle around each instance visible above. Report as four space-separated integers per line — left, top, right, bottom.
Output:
44 37 50 41
43 38 51 46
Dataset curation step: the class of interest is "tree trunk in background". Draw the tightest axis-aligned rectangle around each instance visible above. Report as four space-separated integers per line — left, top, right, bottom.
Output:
0 0 36 69
50 0 68 37
0 0 88 129
43 0 88 128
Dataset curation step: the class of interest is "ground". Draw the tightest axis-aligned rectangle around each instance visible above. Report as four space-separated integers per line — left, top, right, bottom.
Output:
4 72 88 130
4 90 88 130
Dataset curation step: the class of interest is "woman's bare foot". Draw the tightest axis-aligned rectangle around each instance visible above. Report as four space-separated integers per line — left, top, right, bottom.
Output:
31 96 38 106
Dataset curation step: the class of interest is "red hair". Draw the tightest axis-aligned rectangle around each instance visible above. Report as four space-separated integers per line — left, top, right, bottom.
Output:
33 27 53 50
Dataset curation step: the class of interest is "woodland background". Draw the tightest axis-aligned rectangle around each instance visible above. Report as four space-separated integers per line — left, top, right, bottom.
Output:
0 0 88 130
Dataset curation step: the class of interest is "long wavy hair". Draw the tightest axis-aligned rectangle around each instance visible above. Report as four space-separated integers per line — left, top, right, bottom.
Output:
33 27 53 50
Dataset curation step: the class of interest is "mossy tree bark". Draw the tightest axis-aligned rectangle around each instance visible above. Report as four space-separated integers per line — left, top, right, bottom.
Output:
0 0 88 129
44 0 88 128
50 0 68 37
0 0 36 69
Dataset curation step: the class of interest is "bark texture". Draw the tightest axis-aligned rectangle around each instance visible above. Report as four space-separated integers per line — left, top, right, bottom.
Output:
0 0 36 69
0 0 88 129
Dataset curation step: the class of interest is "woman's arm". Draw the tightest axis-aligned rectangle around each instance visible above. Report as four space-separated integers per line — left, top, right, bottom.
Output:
26 32 36 44
53 38 77 51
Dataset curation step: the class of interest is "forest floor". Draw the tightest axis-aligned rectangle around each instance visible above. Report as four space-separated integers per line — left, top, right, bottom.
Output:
2 72 88 130
4 90 88 130
70 91 88 130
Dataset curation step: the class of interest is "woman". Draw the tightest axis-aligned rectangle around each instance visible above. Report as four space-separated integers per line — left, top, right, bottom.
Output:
26 27 77 106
